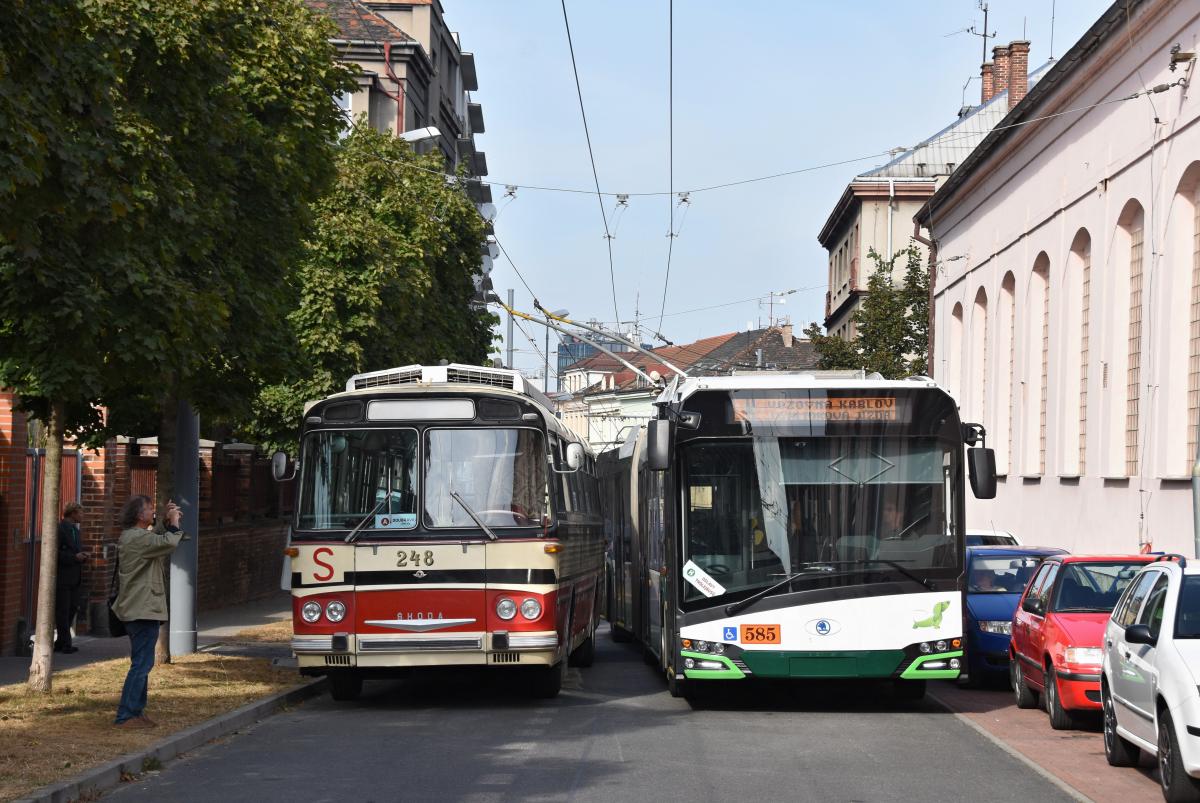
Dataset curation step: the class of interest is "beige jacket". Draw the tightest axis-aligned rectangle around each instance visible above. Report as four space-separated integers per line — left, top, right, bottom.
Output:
113 526 187 622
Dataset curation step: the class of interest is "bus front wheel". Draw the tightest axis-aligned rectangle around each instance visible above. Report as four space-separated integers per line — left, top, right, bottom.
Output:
529 660 565 699
328 671 363 702
892 679 926 702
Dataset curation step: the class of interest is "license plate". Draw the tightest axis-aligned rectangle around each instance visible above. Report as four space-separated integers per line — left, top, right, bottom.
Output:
739 624 781 644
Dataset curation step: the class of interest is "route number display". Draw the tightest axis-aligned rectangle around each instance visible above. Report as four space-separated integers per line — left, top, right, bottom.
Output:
739 624 781 644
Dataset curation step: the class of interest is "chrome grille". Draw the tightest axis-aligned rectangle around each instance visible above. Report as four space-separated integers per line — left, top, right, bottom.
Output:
491 652 521 664
325 654 351 666
358 637 483 652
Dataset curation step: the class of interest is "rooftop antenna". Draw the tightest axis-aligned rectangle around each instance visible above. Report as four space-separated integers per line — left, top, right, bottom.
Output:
1049 0 1057 59
968 2 995 66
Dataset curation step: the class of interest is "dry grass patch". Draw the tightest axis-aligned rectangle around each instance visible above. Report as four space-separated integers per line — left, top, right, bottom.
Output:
231 619 292 643
0 653 301 801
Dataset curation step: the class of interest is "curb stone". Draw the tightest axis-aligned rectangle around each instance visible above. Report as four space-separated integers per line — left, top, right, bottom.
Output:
15 677 326 803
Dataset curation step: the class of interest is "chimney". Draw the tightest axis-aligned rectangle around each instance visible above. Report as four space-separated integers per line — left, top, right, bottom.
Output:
781 323 793 349
992 44 1010 97
981 61 995 103
1008 40 1030 109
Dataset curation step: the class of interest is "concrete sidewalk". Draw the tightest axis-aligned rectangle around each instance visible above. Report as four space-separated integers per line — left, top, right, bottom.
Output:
0 592 292 686
931 680 1160 802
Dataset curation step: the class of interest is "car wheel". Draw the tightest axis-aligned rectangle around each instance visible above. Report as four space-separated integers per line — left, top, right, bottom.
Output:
1158 708 1200 802
1102 680 1140 767
1011 657 1039 709
1044 665 1076 731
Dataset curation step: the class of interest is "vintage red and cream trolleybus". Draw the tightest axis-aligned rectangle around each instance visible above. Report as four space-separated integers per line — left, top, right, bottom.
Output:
273 364 605 700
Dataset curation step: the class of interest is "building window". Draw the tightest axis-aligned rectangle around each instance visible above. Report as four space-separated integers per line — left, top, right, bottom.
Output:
999 272 1016 474
1037 261 1050 474
1078 235 1091 474
972 288 988 423
1190 186 1200 470
1127 222 1144 476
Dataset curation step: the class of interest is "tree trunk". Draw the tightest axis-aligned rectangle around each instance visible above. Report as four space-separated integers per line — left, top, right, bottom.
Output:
27 400 65 692
154 395 177 666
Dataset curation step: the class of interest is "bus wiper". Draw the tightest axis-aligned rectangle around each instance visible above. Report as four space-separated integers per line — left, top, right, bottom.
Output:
345 496 389 543
811 560 933 591
724 566 838 617
449 490 499 542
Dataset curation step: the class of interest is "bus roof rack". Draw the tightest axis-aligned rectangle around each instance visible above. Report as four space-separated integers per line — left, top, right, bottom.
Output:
1152 553 1189 568
345 363 553 409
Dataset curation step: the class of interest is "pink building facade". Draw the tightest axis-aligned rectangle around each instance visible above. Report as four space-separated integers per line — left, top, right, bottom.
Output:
921 0 1200 554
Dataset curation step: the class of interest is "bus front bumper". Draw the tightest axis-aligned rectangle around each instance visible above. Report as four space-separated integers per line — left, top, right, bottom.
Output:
681 644 963 681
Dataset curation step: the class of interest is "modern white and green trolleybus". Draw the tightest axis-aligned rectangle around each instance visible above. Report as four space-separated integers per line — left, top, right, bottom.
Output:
599 373 996 700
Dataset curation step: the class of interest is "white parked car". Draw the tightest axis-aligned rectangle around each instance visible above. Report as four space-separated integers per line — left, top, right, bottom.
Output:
1101 556 1200 801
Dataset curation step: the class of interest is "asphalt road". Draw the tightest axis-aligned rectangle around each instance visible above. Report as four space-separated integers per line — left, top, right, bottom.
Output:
107 625 1075 803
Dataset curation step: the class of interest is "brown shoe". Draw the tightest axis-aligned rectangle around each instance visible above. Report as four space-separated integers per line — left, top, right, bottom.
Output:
114 718 153 729
138 715 158 727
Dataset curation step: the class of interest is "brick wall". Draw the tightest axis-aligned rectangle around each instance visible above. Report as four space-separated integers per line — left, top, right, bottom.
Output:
0 392 28 654
196 519 288 612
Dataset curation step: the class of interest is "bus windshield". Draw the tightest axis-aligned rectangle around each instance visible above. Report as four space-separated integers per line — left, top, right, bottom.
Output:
297 429 419 532
681 436 957 603
424 428 549 528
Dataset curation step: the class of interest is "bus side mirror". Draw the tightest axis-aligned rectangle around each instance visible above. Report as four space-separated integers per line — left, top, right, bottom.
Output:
271 451 295 482
968 447 997 499
647 419 672 472
565 442 584 471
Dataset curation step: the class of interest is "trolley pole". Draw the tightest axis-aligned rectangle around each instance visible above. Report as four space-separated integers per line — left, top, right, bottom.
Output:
506 289 514 369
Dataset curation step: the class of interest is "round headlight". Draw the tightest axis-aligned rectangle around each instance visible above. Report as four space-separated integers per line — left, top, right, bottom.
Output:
919 642 932 654
520 598 542 620
496 598 517 620
950 658 961 670
325 600 346 623
935 640 948 652
712 643 725 655
301 601 322 623
684 657 695 669
695 640 709 652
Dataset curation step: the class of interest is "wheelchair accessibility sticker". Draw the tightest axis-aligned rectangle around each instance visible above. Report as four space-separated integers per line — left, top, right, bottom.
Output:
723 626 737 641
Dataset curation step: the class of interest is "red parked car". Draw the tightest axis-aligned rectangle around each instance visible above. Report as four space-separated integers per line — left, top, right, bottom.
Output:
1010 554 1155 729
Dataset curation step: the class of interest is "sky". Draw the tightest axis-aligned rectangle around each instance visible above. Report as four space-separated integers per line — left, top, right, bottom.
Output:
442 0 1111 383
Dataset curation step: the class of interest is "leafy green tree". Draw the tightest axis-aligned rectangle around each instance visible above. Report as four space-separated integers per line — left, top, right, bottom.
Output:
248 125 497 451
803 244 929 379
0 0 351 689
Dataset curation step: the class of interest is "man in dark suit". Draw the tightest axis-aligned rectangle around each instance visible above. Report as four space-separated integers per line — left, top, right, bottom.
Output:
55 502 89 653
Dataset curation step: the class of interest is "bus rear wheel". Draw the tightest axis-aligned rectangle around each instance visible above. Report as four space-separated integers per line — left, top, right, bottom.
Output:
328 671 363 702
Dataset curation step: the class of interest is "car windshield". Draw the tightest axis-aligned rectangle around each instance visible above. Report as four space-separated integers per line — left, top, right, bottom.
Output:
423 428 548 528
681 435 957 604
968 555 1042 594
297 429 418 531
1177 575 1200 638
1050 562 1146 613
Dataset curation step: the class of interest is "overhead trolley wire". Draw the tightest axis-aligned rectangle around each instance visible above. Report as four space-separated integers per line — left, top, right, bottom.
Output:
559 0 621 325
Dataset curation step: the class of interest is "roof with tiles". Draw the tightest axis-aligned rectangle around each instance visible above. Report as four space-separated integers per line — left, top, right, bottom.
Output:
303 0 415 43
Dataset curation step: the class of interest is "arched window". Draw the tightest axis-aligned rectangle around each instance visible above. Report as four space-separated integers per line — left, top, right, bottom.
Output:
949 302 964 400
1063 229 1091 476
971 288 988 423
1192 179 1200 469
998 272 1016 473
1169 164 1200 475
1119 203 1146 477
1024 255 1050 475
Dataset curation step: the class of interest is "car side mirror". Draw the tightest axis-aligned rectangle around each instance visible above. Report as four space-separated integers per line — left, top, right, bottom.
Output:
968 447 997 499
647 419 672 472
271 451 295 482
1022 597 1043 616
1124 623 1156 646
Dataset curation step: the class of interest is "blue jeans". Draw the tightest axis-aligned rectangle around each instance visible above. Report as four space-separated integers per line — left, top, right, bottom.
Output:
115 619 160 724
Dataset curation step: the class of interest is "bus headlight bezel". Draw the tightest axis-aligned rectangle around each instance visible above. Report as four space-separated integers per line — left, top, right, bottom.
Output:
325 600 346 623
496 598 517 620
301 601 322 623
520 598 542 620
